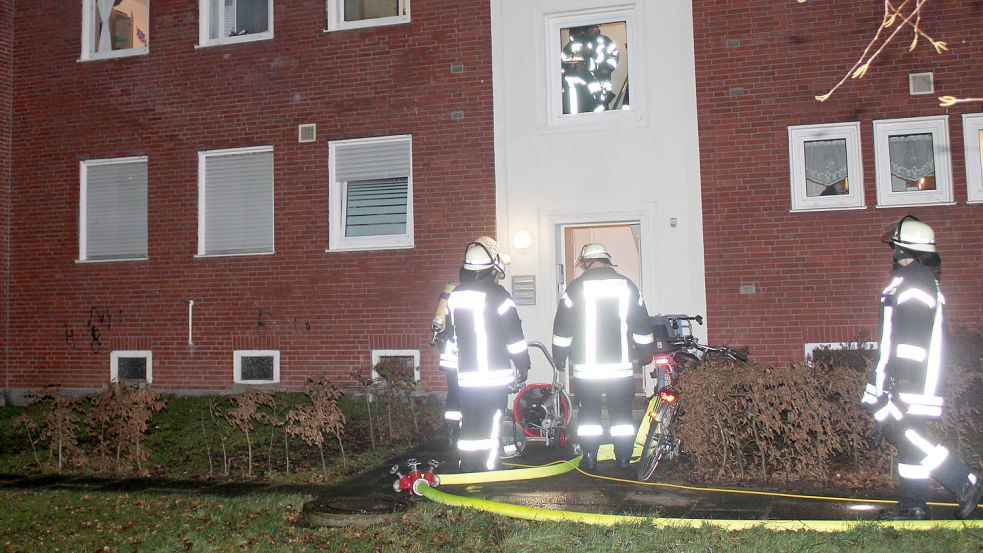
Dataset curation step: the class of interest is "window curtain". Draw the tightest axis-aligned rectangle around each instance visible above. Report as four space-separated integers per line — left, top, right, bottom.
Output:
804 139 848 187
203 150 274 254
888 133 935 181
85 160 148 260
97 0 116 53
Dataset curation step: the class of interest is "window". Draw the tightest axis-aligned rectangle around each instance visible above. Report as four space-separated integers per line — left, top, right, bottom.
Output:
111 350 153 383
199 0 273 46
873 116 953 208
198 146 274 257
234 350 280 383
328 135 413 251
80 157 148 262
327 0 409 31
963 113 983 204
787 122 864 212
371 349 420 383
545 6 641 128
804 342 876 371
81 0 150 61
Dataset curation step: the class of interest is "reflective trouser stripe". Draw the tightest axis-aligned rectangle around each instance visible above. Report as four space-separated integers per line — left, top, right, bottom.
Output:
444 411 462 421
578 424 603 437
610 424 635 437
874 400 904 422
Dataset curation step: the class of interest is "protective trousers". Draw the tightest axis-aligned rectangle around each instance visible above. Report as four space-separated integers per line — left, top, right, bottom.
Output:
443 369 461 425
574 376 635 461
457 385 509 472
880 414 975 508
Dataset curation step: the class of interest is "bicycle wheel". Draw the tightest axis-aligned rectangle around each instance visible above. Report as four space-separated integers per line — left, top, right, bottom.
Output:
637 404 676 481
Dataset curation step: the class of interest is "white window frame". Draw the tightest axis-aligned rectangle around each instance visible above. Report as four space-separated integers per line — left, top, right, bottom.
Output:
234 350 280 384
788 122 865 212
198 0 274 48
328 135 414 252
371 349 421 383
79 156 149 263
197 145 275 258
543 5 645 131
326 0 410 32
963 113 983 204
873 115 954 208
111 350 153 384
803 342 877 365
80 0 150 62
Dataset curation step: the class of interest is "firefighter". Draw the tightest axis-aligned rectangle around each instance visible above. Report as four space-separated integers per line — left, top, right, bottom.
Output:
552 243 655 471
560 24 620 114
432 281 461 448
862 215 982 520
442 239 531 472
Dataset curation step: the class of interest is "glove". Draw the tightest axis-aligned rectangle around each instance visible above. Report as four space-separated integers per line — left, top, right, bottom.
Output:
516 366 529 386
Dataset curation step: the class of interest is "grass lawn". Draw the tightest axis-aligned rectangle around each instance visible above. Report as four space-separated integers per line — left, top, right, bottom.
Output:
1 488 982 552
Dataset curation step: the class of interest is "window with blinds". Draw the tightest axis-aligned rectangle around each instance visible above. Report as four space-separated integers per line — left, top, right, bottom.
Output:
198 147 274 256
80 157 148 261
329 135 413 251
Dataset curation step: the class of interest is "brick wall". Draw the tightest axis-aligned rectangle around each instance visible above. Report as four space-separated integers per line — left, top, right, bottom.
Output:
693 1 983 364
1 0 13 392
5 1 495 392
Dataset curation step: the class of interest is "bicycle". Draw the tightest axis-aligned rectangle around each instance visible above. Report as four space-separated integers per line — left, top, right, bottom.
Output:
636 314 748 482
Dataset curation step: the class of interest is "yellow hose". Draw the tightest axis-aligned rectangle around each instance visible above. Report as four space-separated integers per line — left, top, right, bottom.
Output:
416 480 983 531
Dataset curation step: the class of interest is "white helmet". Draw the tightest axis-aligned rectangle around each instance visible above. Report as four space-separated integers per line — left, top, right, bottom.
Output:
463 236 510 273
578 242 612 263
887 216 936 253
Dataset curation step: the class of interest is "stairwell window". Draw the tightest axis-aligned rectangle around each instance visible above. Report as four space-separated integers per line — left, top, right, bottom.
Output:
198 146 274 257
199 0 273 47
327 0 409 31
328 135 413 251
79 157 148 262
81 0 149 61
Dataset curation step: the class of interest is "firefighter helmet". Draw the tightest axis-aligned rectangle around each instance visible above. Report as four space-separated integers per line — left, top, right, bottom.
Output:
884 215 936 253
578 242 612 263
463 237 509 274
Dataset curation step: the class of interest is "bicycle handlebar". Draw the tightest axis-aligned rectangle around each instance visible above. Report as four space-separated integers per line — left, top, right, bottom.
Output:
671 336 748 363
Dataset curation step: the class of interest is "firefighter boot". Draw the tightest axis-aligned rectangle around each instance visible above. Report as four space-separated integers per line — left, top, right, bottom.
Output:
956 476 983 520
581 451 597 472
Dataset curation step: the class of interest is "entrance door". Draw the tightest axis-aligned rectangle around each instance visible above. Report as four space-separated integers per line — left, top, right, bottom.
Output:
557 222 647 402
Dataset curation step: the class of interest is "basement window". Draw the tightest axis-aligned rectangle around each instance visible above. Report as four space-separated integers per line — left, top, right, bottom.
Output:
787 122 865 212
199 0 274 47
234 350 280 384
327 0 410 31
370 349 420 383
111 350 153 384
81 0 149 61
873 116 953 208
963 113 983 204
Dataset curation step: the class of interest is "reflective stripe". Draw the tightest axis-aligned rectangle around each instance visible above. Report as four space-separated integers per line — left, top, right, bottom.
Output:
882 277 904 295
458 438 496 452
578 424 603 437
874 305 893 393
457 369 515 388
498 298 516 316
862 383 881 403
904 428 950 473
553 334 573 348
583 279 631 369
562 293 573 309
633 332 655 345
507 340 528 355
874 400 904 422
486 409 503 470
898 462 930 480
573 364 633 380
610 424 635 437
906 404 943 417
896 343 927 362
448 290 490 374
444 411 462 421
897 288 936 308
924 298 944 398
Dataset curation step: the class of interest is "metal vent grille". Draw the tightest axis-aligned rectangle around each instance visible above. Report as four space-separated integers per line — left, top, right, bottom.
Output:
298 124 317 143
909 73 934 95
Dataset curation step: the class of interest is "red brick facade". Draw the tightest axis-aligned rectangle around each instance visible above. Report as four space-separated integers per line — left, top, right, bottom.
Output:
1 0 13 392
693 1 983 364
3 1 495 393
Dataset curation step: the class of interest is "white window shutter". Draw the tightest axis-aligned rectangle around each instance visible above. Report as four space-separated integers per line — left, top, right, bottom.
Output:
85 160 148 260
203 149 274 255
335 139 411 238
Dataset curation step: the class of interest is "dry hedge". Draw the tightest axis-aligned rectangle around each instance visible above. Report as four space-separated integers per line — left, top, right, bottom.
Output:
678 337 983 484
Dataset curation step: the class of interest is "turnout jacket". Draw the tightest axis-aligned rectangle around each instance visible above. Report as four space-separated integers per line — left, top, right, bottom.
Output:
441 279 531 388
863 263 946 419
552 265 655 380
